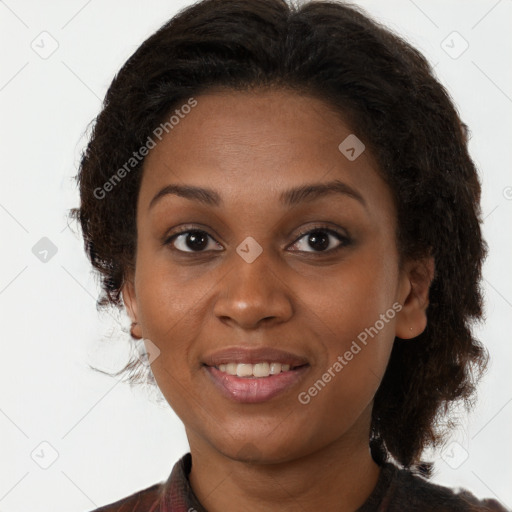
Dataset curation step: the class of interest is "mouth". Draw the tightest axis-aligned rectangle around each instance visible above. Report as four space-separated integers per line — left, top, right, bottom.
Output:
202 361 311 403
201 346 311 403
209 361 308 378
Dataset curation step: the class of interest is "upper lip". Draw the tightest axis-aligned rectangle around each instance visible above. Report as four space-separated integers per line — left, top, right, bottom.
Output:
202 347 309 368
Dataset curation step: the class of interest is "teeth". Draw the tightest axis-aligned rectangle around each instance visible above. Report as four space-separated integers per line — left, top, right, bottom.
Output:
236 363 253 377
226 363 237 375
216 362 295 378
253 362 270 377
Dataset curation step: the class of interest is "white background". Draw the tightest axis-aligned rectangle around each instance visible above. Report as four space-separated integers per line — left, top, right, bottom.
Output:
1 1 511 510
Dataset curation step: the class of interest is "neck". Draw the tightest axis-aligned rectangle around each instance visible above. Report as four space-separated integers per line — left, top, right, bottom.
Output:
187 417 381 512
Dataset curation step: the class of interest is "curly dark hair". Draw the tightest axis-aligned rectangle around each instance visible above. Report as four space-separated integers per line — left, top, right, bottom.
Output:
70 0 488 471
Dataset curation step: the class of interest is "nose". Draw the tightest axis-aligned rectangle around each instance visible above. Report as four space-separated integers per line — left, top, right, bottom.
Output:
213 243 294 330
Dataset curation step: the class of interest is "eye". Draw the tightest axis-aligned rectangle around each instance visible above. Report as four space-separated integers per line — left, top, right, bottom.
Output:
164 229 223 253
290 226 351 254
164 225 351 255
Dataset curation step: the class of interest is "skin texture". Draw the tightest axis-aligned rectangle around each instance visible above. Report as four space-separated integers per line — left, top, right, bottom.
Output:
123 90 434 512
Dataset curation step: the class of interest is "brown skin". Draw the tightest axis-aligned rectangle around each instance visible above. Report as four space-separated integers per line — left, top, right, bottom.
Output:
123 90 434 512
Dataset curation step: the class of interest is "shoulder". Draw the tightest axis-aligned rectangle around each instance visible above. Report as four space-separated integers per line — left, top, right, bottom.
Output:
85 452 196 512
87 482 164 512
385 464 509 512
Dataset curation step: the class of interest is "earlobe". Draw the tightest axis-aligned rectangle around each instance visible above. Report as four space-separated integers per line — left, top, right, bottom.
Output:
122 279 142 339
395 256 435 340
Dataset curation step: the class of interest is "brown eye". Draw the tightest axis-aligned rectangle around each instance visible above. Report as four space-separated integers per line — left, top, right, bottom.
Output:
290 227 351 254
165 230 223 253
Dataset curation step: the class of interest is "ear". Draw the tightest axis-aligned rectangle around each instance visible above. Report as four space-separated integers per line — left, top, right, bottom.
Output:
395 256 435 339
122 275 143 339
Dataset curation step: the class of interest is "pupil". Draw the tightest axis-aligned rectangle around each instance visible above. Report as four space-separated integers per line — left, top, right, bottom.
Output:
309 230 329 251
187 231 208 250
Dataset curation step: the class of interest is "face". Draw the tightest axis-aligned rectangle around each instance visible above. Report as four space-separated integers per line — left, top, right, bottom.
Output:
123 89 429 464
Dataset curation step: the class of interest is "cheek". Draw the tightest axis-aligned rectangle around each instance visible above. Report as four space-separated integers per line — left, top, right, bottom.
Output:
134 250 208 334
135 260 203 412
300 246 399 341
296 247 399 402
133 264 212 407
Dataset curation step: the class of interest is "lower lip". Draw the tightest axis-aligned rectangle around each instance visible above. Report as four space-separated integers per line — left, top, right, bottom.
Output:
204 365 310 403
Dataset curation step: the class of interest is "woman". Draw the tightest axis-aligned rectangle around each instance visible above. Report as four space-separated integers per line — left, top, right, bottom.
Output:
71 0 508 510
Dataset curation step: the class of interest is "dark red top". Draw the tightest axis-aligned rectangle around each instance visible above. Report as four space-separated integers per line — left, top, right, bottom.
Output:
89 453 509 511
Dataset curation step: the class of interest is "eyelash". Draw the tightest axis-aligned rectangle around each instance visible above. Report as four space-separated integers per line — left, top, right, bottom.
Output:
163 224 352 255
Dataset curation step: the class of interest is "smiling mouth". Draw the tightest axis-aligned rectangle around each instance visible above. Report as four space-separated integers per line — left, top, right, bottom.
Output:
208 362 309 378
203 362 311 403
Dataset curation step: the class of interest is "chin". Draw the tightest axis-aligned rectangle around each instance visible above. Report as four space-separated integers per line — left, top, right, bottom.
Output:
210 429 315 466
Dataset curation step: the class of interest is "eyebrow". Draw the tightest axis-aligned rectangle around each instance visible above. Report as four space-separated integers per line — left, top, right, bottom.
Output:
148 179 366 210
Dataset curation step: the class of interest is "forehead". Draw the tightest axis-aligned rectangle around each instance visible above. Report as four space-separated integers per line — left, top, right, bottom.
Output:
139 89 394 222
